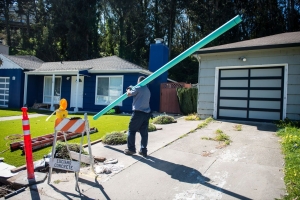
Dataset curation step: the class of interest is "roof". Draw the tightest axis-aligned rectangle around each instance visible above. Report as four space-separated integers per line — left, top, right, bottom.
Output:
195 31 300 54
28 55 153 75
2 54 43 70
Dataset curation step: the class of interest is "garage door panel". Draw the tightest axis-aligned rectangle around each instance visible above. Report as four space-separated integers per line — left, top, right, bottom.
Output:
219 109 247 118
249 100 281 109
251 68 282 77
220 80 248 87
250 79 281 87
250 90 281 98
220 90 248 97
218 67 283 121
220 99 247 108
221 69 248 77
249 111 280 120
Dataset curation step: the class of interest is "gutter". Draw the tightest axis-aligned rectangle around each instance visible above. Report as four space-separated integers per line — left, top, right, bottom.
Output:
194 43 300 55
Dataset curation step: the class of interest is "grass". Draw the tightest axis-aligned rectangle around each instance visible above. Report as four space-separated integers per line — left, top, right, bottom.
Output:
201 128 231 146
185 113 201 121
234 124 242 131
0 107 52 117
197 117 213 129
0 111 130 167
276 119 300 199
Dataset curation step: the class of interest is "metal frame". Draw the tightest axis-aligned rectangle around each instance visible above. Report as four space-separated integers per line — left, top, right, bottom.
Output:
48 114 94 191
213 64 288 122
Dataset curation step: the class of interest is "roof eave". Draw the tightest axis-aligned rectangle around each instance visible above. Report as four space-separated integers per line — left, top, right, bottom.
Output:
25 70 81 75
194 43 300 55
88 69 152 75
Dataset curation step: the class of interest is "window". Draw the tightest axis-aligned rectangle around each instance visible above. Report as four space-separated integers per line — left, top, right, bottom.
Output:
43 76 61 104
0 77 9 107
95 76 123 106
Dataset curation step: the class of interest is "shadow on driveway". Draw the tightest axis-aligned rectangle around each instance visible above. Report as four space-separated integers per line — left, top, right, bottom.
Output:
105 146 252 200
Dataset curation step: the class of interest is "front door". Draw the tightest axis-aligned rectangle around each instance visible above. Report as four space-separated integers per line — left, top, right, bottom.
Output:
70 76 84 108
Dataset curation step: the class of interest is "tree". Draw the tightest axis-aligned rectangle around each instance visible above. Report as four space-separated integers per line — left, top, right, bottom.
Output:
0 0 17 46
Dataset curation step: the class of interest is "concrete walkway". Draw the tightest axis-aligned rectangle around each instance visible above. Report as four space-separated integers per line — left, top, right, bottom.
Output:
9 118 285 200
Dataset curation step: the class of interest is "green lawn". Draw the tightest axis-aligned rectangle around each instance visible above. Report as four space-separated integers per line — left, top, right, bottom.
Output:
0 111 130 167
276 119 300 199
0 107 53 117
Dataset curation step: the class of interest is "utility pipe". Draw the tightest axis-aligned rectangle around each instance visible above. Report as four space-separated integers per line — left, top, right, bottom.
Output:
93 15 242 120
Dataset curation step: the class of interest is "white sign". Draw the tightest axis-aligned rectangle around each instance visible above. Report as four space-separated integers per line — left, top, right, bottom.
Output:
49 158 80 172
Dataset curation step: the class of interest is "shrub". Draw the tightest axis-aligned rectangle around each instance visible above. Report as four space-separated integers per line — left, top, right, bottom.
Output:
102 131 127 145
148 123 157 132
152 115 176 124
176 87 198 115
55 142 88 159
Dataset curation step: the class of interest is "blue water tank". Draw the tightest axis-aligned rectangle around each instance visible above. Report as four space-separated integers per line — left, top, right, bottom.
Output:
148 39 169 112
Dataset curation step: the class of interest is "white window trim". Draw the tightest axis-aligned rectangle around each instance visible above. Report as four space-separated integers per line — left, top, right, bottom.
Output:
0 77 10 107
43 76 62 104
95 75 124 106
213 64 288 120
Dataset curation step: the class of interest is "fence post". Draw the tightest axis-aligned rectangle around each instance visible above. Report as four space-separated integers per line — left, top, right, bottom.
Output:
21 107 35 180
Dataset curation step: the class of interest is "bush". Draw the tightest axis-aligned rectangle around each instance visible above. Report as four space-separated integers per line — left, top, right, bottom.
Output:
102 131 127 145
55 142 88 159
148 123 157 132
152 115 176 124
176 87 198 115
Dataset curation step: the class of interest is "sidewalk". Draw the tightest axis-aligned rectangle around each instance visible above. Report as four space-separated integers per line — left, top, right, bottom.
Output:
9 119 285 200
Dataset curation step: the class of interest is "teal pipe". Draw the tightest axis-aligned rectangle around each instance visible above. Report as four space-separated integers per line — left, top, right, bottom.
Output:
93 15 242 120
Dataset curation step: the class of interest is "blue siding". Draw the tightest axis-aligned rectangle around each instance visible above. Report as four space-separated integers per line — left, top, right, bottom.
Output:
0 69 23 108
148 43 169 112
10 72 156 114
81 73 143 113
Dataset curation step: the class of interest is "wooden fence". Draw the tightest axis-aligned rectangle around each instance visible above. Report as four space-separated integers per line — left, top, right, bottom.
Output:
160 82 191 114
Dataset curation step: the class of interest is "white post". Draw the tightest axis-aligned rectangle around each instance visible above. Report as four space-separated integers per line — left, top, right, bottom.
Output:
74 73 79 112
23 73 28 106
50 74 55 111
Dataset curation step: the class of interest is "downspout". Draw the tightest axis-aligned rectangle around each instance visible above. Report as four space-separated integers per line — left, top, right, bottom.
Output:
193 54 201 117
50 74 55 111
23 73 28 106
74 73 80 112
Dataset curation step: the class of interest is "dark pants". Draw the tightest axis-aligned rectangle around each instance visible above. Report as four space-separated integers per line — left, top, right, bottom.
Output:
127 111 150 154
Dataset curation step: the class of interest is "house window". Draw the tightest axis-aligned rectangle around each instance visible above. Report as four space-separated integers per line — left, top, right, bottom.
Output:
43 76 61 104
0 77 9 107
95 76 123 106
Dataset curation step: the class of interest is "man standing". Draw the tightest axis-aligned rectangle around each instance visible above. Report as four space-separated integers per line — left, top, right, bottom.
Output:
124 76 151 157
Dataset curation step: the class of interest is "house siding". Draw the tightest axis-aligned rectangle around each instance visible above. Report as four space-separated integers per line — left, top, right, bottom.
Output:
0 68 23 108
72 73 144 113
197 46 300 121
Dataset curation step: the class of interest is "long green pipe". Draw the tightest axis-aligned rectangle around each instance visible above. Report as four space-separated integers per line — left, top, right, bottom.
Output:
93 15 242 120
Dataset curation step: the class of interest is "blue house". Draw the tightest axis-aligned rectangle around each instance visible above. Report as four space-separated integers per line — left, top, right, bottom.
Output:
0 40 171 113
0 54 43 108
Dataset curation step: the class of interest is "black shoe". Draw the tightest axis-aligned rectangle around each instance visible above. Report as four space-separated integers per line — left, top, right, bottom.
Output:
138 151 147 157
124 149 136 155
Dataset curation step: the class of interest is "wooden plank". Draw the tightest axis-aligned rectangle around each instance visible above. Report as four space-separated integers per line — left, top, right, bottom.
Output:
69 151 91 164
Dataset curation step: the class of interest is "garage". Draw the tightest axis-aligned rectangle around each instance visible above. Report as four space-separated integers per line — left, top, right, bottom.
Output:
0 77 10 107
195 32 299 121
217 67 284 122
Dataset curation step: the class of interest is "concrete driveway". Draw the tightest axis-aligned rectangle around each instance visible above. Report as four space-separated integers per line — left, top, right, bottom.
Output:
11 118 285 200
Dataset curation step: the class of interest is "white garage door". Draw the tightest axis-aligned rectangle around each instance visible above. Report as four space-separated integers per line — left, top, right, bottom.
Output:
0 77 9 107
217 67 284 121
